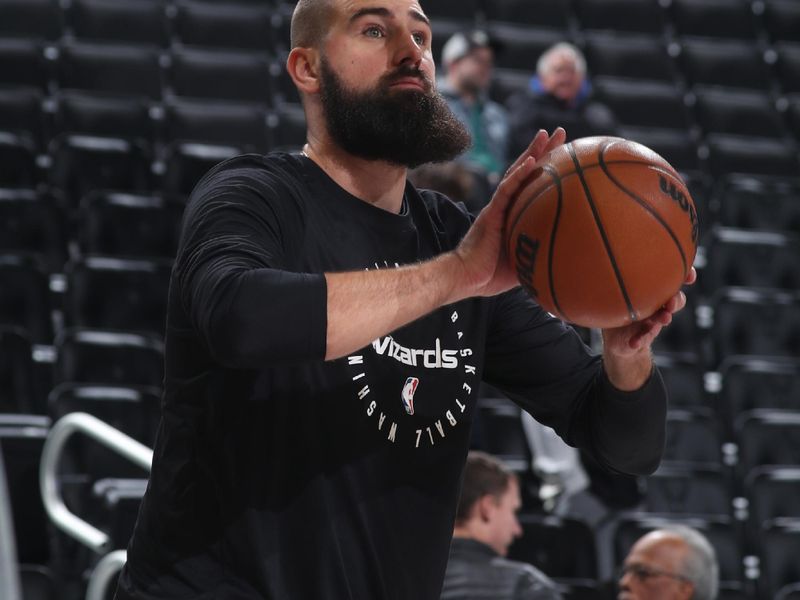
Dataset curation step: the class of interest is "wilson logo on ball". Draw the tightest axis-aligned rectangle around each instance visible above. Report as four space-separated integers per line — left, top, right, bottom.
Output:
659 175 699 244
515 233 540 298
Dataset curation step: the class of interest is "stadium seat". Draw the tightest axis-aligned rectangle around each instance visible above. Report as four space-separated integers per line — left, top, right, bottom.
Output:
642 464 731 517
573 0 666 34
678 38 771 90
0 253 53 344
49 133 153 209
0 414 51 565
173 1 274 52
760 520 800 599
777 583 800 600
77 191 183 259
583 32 676 82
668 0 758 40
0 188 66 272
485 23 563 72
55 328 164 387
663 409 723 469
0 88 45 150
714 175 800 234
57 41 163 100
702 228 800 293
0 0 61 41
91 478 148 549
270 103 308 151
64 256 172 336
48 383 160 446
165 98 271 152
161 141 240 196
762 0 800 44
168 47 272 104
421 0 479 22
719 356 800 431
735 410 800 477
648 291 702 357
776 43 800 94
483 0 572 28
593 77 691 130
0 328 37 414
705 134 800 178
19 564 57 600
0 132 38 187
54 91 154 146
692 86 785 139
0 39 50 93
475 397 530 470
653 353 710 412
746 467 800 530
508 514 597 580
489 68 532 106
789 96 800 140
613 514 744 585
617 126 700 171
67 0 168 47
711 287 800 363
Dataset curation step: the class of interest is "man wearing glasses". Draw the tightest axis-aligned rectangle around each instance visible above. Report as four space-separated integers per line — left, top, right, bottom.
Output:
618 525 719 600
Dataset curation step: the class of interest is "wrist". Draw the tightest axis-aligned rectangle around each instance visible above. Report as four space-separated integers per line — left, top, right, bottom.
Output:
437 251 470 305
602 348 653 392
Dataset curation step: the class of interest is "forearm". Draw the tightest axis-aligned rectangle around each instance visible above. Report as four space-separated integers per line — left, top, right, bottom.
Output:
601 344 654 392
325 252 465 360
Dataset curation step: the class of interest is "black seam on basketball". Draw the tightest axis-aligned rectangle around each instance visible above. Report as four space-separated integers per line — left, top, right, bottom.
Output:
507 164 560 244
597 146 689 278
567 142 637 322
549 169 567 320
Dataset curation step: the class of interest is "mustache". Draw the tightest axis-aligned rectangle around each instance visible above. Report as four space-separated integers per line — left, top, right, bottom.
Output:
381 66 434 93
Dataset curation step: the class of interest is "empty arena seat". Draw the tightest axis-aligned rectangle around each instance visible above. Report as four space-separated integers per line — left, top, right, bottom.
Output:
678 38 771 90
573 0 666 34
0 188 66 271
776 42 800 94
421 0 479 21
489 68 532 105
78 191 183 259
64 255 172 336
173 0 274 52
508 514 597 580
67 0 168 47
719 357 800 423
162 141 240 195
663 409 723 468
702 228 800 293
49 134 153 209
165 98 271 151
692 86 785 139
0 39 50 93
0 88 45 150
760 520 800 599
616 126 700 171
705 134 799 178
0 253 53 344
583 32 676 82
57 41 163 100
54 91 154 146
746 467 800 530
0 327 37 414
643 464 731 517
270 103 308 151
19 564 57 600
668 0 757 40
593 77 691 130
0 0 61 41
485 23 563 72
55 328 164 387
168 47 272 104
763 0 800 44
483 0 571 28
649 292 702 357
789 96 800 140
475 397 530 470
0 132 38 186
777 582 800 600
735 410 800 477
711 288 800 363
653 353 710 412
714 176 800 234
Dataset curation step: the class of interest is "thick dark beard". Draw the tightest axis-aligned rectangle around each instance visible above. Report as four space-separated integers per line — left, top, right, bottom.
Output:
319 57 472 169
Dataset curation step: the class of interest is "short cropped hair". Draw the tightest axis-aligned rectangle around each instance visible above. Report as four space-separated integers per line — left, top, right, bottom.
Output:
536 42 587 78
290 0 334 49
665 525 719 600
455 451 516 525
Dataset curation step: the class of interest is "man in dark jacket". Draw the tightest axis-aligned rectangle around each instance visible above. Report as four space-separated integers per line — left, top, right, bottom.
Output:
441 452 563 600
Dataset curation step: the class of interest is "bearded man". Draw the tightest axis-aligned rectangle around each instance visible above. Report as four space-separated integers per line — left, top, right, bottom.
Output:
115 1 693 598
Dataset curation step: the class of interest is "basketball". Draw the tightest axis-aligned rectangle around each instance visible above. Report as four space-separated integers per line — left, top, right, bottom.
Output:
505 136 698 329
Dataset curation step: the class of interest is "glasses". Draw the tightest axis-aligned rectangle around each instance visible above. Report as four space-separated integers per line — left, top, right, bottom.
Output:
619 563 692 584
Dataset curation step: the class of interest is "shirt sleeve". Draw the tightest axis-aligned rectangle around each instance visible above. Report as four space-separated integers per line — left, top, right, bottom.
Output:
174 161 327 368
513 567 563 600
483 288 667 476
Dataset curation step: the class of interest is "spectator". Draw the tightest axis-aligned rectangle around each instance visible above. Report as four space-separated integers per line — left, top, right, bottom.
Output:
507 42 616 157
618 525 719 600
440 451 563 600
440 30 510 183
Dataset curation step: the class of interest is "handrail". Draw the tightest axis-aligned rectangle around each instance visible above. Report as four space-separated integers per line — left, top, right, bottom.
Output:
85 550 128 600
0 450 22 600
39 413 153 554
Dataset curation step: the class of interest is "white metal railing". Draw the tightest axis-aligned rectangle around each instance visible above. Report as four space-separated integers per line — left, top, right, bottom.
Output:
0 450 22 600
85 550 129 600
39 412 152 554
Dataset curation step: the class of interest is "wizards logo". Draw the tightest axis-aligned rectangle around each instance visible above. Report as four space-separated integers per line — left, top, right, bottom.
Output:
401 377 420 415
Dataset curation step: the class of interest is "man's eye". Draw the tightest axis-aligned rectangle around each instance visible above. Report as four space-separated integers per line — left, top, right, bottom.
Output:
412 32 426 45
365 26 384 38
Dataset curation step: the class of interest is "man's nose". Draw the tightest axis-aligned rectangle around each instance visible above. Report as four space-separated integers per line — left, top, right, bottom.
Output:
392 31 423 67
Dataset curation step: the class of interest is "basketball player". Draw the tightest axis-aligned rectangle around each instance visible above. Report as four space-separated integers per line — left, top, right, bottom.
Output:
115 1 695 598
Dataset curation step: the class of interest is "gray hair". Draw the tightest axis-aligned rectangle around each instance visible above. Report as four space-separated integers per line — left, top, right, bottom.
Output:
536 42 586 78
664 525 719 600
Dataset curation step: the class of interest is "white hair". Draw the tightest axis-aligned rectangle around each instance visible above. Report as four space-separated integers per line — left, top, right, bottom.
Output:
662 525 720 600
536 42 587 78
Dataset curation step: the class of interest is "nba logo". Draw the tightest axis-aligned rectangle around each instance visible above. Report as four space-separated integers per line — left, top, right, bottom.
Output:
401 377 420 415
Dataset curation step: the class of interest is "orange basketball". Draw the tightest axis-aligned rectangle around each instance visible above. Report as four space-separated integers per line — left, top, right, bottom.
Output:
505 136 698 329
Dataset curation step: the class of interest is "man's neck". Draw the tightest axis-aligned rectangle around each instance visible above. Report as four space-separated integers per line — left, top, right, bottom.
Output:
303 136 408 214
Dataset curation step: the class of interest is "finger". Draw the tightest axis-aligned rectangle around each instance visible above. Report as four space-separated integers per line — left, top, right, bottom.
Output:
490 156 538 211
663 291 686 314
541 127 567 156
685 267 697 285
506 130 550 175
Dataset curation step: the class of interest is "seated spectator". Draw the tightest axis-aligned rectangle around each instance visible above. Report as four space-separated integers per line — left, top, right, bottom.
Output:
618 525 719 600
440 451 562 600
439 30 509 184
506 42 616 157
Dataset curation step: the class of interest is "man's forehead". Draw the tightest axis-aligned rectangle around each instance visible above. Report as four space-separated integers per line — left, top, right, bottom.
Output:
337 0 427 21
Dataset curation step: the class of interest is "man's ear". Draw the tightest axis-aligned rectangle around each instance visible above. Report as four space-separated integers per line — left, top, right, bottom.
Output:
286 47 321 95
477 495 495 523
